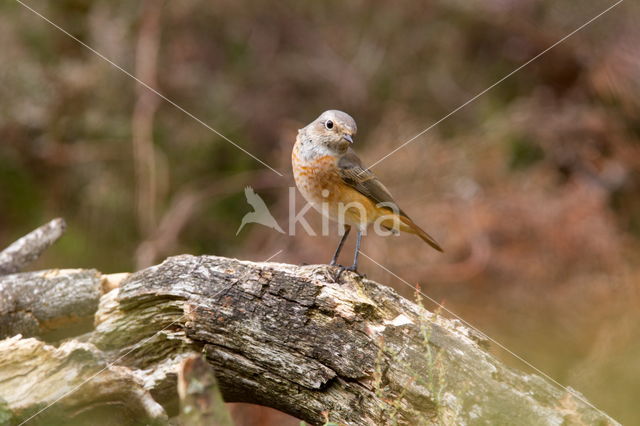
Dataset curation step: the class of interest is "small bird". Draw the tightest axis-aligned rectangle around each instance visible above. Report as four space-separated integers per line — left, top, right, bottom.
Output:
236 186 284 235
292 110 442 274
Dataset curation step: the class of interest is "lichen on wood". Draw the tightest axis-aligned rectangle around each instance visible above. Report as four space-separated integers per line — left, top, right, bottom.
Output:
0 269 102 340
0 254 619 425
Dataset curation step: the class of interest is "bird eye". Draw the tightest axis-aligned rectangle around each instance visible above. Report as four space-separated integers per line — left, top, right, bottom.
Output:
325 120 334 130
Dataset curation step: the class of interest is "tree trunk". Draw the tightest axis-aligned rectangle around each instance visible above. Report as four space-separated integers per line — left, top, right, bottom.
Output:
0 254 618 425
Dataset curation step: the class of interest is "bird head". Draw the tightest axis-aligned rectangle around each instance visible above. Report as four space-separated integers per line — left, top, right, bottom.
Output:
299 110 357 154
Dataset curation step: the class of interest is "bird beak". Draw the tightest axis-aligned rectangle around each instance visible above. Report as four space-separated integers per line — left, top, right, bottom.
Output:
342 134 354 144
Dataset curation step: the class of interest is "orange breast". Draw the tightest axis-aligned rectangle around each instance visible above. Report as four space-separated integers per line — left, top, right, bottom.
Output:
292 143 342 203
292 143 381 228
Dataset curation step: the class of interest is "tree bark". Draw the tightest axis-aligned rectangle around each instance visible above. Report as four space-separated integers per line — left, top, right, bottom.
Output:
0 255 619 426
178 355 235 426
0 218 66 275
0 269 102 340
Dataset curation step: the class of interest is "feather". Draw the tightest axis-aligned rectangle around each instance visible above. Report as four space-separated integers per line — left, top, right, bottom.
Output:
337 149 443 252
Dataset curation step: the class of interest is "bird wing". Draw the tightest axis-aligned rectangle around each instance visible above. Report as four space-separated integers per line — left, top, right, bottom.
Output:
337 149 407 217
338 150 443 251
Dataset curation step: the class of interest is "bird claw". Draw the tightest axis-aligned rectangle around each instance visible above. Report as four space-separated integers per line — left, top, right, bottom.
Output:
331 264 365 281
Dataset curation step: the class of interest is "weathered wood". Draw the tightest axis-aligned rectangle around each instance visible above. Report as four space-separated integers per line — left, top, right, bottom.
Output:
0 335 168 425
0 269 102 340
0 255 619 425
178 355 235 426
0 218 66 275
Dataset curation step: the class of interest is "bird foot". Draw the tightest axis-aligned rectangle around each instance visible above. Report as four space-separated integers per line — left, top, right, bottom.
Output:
331 264 366 281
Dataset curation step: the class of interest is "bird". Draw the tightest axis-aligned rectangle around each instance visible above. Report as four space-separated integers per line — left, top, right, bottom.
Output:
236 186 285 235
292 110 443 274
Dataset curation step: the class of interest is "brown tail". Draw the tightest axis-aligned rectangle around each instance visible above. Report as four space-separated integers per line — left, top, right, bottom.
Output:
400 215 444 252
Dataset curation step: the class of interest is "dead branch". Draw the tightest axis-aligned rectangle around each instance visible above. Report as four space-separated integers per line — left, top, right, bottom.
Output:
0 218 66 275
0 335 169 424
0 269 101 340
178 355 235 426
0 255 619 425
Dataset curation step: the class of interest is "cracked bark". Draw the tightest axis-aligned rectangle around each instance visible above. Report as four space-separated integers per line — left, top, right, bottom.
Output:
0 255 619 425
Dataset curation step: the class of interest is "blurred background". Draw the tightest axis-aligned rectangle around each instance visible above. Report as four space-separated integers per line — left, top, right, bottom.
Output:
1 0 639 424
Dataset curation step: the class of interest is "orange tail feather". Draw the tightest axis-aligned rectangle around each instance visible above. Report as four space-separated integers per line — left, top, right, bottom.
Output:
399 215 444 252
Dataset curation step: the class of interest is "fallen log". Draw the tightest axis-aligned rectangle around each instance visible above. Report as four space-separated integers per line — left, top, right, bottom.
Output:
0 255 619 425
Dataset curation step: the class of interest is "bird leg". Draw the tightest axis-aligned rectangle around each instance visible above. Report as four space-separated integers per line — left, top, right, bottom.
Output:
329 225 351 266
337 230 364 278
349 230 362 271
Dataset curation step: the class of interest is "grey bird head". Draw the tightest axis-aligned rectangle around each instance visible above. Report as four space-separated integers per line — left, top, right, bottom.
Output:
298 110 358 155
